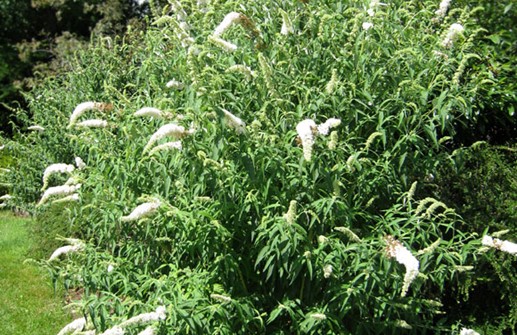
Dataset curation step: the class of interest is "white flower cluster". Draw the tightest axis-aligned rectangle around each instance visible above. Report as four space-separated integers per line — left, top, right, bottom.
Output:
385 236 420 297
296 118 341 161
460 328 480 335
296 119 317 161
121 200 161 222
68 101 112 128
280 9 294 35
52 193 80 204
56 317 86 335
226 64 255 79
49 239 84 261
0 194 12 201
210 293 232 303
1 194 12 208
75 156 86 170
134 107 172 120
99 327 124 335
362 22 374 30
38 184 82 206
367 0 386 16
317 118 341 136
310 313 327 321
118 306 167 328
28 125 45 132
222 109 246 134
210 12 243 52
213 12 242 36
42 163 75 190
435 0 451 19
442 23 464 48
323 264 333 278
482 235 517 255
98 307 166 335
149 141 183 155
144 123 189 153
74 119 108 128
165 80 184 90
209 36 237 53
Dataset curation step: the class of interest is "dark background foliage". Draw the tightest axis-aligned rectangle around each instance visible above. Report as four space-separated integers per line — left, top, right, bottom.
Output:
0 0 149 136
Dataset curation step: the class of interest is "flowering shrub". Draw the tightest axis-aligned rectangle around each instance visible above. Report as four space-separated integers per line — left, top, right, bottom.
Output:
4 0 516 334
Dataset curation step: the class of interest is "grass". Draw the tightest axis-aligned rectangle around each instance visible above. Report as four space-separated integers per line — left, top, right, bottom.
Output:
0 210 71 335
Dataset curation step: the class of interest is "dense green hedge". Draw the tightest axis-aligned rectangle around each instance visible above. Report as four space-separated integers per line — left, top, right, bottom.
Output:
1 0 516 334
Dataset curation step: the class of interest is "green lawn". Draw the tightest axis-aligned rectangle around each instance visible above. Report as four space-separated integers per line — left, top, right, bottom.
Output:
0 211 71 335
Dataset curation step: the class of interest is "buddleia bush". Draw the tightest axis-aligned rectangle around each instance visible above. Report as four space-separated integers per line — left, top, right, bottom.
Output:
4 0 516 334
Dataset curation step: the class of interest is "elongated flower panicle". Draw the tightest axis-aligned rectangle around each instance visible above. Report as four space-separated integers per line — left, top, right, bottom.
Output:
69 101 112 126
49 240 84 261
166 80 184 90
52 193 80 204
323 264 333 278
317 118 341 136
385 235 420 297
325 69 339 94
435 0 451 19
210 293 232 303
482 235 517 255
209 36 238 52
56 317 86 335
118 306 167 328
121 201 161 222
75 157 86 170
28 125 45 132
222 109 246 134
42 163 75 190
296 119 317 161
442 23 464 48
310 313 327 321
283 200 297 225
135 107 172 120
213 12 242 36
280 9 294 35
0 194 12 201
100 327 125 335
74 119 109 128
144 123 187 152
226 64 255 79
149 141 183 155
334 226 361 242
38 184 81 206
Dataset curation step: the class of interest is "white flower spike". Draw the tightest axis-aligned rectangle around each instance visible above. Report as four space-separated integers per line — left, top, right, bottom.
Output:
42 163 75 190
213 12 242 36
317 118 341 136
149 141 183 155
222 109 246 134
49 239 84 261
296 119 317 161
38 184 81 206
56 317 86 335
442 23 464 48
69 101 112 126
118 306 167 328
482 235 517 255
121 201 161 222
135 107 172 120
28 125 45 132
385 236 420 297
144 123 187 152
460 328 480 335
